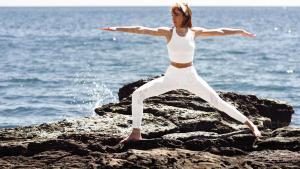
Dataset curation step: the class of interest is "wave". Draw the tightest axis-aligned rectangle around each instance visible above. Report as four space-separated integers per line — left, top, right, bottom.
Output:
7 77 45 83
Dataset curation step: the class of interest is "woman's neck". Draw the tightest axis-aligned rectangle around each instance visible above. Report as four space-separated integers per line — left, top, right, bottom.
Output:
175 26 188 34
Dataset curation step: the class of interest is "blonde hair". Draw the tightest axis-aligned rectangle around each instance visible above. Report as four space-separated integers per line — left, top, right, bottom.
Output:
171 2 192 28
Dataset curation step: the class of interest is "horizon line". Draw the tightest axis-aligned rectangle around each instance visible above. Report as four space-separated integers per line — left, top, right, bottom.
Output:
0 5 299 7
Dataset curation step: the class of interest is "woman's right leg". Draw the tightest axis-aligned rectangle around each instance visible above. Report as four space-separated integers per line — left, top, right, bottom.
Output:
120 66 179 144
131 75 178 129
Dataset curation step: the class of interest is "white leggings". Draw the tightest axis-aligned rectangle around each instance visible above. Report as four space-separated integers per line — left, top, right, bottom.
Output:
131 64 248 129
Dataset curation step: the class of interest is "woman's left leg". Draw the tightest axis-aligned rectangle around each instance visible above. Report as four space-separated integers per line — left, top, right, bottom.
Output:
183 68 248 124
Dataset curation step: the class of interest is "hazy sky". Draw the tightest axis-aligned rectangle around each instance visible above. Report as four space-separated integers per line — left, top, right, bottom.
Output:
0 0 299 7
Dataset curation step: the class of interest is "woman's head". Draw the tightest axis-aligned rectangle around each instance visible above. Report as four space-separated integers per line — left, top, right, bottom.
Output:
171 1 192 28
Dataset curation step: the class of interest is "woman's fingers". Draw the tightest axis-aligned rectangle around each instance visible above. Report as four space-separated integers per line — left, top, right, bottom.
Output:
97 27 109 30
241 30 256 38
97 27 116 31
246 33 256 37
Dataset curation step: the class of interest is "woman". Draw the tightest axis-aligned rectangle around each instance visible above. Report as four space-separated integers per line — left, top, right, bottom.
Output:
99 2 262 144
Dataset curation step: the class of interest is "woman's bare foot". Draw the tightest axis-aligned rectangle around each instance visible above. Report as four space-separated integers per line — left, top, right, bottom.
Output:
252 125 262 137
119 128 143 144
244 119 262 137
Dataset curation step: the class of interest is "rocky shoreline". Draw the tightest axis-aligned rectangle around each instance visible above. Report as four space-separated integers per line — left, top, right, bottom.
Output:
1 75 299 168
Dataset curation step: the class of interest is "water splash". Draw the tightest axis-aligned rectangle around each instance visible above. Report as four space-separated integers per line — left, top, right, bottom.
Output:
66 66 117 118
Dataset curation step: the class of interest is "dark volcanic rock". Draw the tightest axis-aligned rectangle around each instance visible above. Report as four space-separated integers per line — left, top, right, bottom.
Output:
1 75 299 169
117 74 294 129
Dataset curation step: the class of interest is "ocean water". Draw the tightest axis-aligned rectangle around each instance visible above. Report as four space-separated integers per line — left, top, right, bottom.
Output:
0 7 299 128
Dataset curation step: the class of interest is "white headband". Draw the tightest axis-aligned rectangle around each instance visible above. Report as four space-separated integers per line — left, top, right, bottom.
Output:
177 1 188 14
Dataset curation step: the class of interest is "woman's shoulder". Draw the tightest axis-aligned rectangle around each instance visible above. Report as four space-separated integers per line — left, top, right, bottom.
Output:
157 27 173 36
157 26 173 32
191 26 207 32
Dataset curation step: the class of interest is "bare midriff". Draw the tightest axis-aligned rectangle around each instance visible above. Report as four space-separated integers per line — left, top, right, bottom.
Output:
170 61 193 68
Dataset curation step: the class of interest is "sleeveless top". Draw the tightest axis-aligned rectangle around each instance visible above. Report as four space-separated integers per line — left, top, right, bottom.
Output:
167 27 195 63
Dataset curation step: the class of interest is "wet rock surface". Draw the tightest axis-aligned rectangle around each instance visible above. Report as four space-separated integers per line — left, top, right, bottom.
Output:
1 75 299 168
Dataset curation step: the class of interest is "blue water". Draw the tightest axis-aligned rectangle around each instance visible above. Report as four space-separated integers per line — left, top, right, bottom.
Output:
0 7 299 128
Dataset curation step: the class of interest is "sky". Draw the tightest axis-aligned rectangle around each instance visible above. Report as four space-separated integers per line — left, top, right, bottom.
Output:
0 0 299 7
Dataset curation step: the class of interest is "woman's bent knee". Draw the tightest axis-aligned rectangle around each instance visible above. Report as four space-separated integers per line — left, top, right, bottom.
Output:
132 89 145 103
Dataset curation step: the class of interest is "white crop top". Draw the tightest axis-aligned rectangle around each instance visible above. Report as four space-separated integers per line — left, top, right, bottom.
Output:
167 27 195 63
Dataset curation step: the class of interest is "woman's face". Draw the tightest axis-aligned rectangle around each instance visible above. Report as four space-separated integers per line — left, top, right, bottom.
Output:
172 8 185 27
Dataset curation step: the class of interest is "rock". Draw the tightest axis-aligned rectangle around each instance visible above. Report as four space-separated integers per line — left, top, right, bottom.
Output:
116 74 294 129
0 75 299 168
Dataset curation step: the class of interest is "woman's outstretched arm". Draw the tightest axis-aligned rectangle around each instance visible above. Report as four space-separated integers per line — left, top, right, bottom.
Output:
192 27 256 38
98 26 169 37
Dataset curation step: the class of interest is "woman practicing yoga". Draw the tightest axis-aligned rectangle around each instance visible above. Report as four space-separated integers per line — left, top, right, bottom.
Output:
99 1 262 144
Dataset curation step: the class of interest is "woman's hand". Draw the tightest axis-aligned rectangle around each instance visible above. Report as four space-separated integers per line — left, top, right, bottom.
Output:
97 27 117 31
240 29 256 37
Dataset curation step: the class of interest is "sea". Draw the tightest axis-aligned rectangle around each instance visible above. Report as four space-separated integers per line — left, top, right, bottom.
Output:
0 6 299 128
